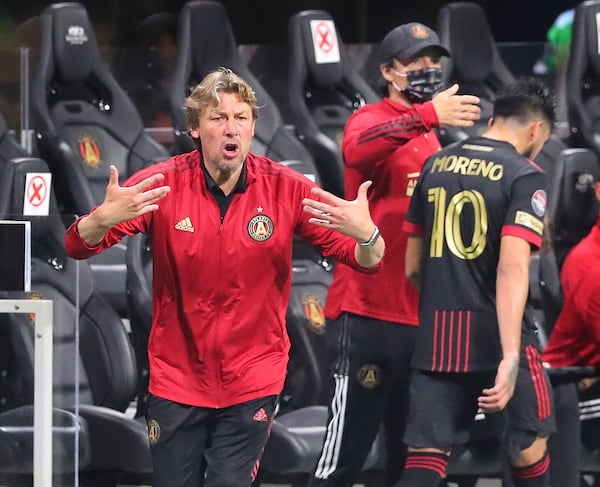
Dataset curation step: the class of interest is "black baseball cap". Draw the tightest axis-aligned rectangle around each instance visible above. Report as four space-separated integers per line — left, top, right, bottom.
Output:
379 22 451 63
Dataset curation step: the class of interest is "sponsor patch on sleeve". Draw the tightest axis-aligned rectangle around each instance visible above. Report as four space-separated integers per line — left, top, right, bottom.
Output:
515 210 544 235
530 189 547 217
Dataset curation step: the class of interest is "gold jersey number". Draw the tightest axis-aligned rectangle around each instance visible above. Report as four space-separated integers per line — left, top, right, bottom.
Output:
427 187 488 260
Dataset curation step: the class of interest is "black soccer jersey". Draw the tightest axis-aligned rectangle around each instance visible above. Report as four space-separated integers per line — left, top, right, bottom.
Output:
404 137 547 372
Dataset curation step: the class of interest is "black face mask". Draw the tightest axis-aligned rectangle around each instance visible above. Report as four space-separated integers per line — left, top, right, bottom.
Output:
400 67 444 103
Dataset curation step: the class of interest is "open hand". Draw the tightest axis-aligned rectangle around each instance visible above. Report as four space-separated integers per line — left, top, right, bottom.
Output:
96 165 171 227
302 180 375 242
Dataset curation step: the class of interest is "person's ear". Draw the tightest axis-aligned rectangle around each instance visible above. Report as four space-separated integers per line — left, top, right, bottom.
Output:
529 120 544 140
380 63 394 83
487 117 494 128
189 129 200 138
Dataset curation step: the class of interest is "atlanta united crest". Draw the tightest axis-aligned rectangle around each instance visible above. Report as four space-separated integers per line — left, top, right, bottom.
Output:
78 134 102 167
302 293 326 334
147 419 160 445
247 214 274 241
357 364 381 389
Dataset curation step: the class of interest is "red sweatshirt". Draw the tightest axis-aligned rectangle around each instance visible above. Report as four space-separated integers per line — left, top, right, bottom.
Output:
65 150 378 408
325 97 441 325
543 217 600 367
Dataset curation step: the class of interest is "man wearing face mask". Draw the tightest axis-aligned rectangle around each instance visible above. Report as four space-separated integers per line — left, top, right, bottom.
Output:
308 23 481 487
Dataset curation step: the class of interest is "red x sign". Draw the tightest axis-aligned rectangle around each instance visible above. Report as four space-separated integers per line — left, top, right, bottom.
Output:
23 173 52 216
310 19 340 64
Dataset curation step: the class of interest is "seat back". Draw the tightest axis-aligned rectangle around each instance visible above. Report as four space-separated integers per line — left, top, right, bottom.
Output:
0 157 138 412
125 233 153 417
168 1 319 183
287 10 380 196
437 2 515 139
31 2 169 216
565 0 600 152
30 3 170 315
527 147 600 338
551 147 600 266
281 259 333 412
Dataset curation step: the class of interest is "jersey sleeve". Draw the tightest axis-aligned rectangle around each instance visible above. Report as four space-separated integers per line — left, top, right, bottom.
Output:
342 101 439 172
501 171 547 250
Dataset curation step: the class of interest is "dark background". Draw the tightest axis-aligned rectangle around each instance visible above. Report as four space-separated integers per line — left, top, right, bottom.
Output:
0 0 583 46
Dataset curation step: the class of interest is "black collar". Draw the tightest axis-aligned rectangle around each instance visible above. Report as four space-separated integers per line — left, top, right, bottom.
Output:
201 158 247 195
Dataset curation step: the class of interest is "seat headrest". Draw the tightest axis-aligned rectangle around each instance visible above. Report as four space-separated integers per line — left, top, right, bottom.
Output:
172 0 282 147
553 148 600 246
290 10 346 88
182 1 239 81
438 2 493 82
43 3 101 84
0 158 65 261
575 0 600 77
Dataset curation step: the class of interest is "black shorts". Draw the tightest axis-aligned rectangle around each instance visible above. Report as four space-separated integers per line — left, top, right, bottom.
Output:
404 335 555 460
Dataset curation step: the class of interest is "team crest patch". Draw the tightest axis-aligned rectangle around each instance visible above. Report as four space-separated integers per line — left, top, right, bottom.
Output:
147 419 160 445
530 189 547 217
411 24 429 39
78 134 102 167
302 293 326 334
357 364 381 389
247 214 274 241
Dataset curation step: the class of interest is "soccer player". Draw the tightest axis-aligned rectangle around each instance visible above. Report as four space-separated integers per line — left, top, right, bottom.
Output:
396 77 556 487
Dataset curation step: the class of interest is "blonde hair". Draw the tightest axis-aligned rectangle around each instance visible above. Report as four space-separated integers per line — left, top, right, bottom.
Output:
185 67 258 130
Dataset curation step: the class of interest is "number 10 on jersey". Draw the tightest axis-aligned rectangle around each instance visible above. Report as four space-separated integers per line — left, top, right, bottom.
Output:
427 187 488 260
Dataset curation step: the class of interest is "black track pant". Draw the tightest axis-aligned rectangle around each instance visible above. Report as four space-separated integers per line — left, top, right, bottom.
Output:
308 312 416 486
146 394 277 487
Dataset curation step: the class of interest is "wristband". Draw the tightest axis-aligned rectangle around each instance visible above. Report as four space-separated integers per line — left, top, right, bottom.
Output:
359 225 380 247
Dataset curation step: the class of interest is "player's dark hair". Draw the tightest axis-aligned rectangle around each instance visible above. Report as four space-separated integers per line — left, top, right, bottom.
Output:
492 77 556 127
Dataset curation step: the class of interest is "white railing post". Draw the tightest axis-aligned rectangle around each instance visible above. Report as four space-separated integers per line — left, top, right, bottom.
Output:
0 299 53 487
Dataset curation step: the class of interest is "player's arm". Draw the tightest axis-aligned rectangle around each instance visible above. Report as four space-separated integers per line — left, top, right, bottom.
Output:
478 235 531 412
405 234 423 288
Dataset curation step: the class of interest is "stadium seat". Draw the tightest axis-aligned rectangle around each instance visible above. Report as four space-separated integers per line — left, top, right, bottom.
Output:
279 259 333 413
0 157 152 486
286 10 380 197
547 147 600 267
565 0 600 156
30 2 170 315
528 146 600 485
436 1 515 141
168 0 320 185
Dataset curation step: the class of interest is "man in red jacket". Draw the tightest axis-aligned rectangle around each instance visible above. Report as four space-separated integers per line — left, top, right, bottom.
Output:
542 180 600 487
543 181 600 368
308 22 481 486
65 67 385 487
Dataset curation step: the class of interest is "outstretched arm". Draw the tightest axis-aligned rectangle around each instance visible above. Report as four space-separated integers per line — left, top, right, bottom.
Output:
77 165 171 246
302 180 384 268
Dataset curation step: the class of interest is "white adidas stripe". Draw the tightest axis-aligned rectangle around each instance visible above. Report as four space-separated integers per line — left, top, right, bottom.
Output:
314 318 351 479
